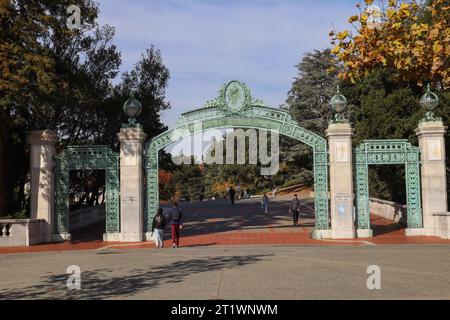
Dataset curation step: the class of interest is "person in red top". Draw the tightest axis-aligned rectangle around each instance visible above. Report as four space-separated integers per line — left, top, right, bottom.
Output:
167 201 183 248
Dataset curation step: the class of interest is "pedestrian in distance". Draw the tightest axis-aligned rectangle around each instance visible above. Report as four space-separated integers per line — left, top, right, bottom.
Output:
151 208 166 249
228 186 236 206
167 201 183 248
272 187 277 197
289 194 301 226
261 193 270 215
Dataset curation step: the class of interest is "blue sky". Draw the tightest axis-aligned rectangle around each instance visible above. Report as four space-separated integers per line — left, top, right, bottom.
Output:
97 0 358 128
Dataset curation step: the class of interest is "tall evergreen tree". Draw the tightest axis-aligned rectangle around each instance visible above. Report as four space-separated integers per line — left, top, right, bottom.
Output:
283 49 339 185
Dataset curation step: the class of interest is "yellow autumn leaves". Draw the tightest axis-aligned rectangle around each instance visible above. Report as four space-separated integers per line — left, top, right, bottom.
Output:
330 0 450 88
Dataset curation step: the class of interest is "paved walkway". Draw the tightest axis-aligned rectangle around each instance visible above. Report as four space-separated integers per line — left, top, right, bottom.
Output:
1 245 449 299
1 196 449 254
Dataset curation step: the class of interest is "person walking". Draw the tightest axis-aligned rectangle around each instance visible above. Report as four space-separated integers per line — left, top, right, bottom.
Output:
289 194 301 226
151 208 166 249
228 186 236 206
261 193 270 215
167 201 183 248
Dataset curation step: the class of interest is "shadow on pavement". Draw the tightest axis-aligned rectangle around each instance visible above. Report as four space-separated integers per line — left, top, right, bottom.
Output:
168 197 316 239
0 254 271 299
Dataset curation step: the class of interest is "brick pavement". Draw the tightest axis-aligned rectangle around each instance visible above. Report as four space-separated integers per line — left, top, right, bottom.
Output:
1 196 449 255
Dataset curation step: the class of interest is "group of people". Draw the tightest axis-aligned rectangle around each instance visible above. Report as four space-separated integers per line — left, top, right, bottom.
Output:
260 193 302 226
151 193 303 248
226 186 250 202
151 201 183 249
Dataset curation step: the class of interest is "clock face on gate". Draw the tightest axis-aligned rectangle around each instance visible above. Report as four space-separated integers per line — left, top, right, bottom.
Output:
225 81 245 112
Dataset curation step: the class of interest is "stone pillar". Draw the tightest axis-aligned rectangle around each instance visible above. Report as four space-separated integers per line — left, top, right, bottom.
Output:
415 120 448 236
117 127 147 242
327 123 356 239
26 130 57 243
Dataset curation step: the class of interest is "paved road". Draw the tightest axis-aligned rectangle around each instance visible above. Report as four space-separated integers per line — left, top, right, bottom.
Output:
1 244 449 299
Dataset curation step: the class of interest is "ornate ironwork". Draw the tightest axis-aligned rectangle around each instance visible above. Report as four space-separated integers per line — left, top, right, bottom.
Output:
145 81 330 231
354 140 422 230
54 146 120 234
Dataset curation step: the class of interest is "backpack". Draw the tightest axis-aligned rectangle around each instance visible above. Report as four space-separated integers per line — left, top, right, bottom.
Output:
172 208 181 221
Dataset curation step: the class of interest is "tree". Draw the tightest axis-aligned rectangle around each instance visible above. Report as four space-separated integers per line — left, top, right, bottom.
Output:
330 0 450 88
283 49 339 186
0 0 122 215
0 1 170 215
103 46 171 146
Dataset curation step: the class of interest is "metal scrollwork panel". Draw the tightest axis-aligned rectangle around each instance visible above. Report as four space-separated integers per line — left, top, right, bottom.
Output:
406 162 422 228
355 164 370 229
145 142 159 232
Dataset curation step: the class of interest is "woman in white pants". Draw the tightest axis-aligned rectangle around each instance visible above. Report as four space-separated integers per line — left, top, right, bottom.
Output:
151 208 166 248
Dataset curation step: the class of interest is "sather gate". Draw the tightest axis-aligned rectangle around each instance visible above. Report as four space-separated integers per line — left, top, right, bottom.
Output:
145 81 330 232
20 80 446 244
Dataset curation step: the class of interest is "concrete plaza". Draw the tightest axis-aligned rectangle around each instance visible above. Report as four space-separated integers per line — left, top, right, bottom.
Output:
0 196 449 300
1 244 450 299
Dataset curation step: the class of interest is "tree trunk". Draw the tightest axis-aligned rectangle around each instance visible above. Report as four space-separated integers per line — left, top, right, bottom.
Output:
0 110 12 216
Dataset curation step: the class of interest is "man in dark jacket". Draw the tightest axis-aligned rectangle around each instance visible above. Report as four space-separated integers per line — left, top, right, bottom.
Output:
289 194 301 226
167 201 183 248
228 186 236 206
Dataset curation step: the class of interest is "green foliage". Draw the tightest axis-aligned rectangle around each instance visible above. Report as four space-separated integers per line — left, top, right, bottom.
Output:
283 49 338 186
0 0 170 216
341 69 450 203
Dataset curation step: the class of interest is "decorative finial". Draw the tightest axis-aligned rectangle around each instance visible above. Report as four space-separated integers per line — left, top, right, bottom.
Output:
329 85 348 123
122 94 143 128
419 83 440 122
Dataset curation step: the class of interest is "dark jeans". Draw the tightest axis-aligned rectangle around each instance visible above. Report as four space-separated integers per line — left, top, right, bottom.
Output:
292 210 299 225
230 196 235 206
171 224 180 246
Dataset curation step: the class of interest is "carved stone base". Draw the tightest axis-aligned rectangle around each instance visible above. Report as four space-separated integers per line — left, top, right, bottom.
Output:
405 228 425 236
103 232 122 242
52 233 71 242
310 229 332 239
356 229 373 238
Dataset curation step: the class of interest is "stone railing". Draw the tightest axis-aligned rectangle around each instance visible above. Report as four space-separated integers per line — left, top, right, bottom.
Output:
433 212 450 239
69 204 105 230
369 197 407 225
0 219 49 247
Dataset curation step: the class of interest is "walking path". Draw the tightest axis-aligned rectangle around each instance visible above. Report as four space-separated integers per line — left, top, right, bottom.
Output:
1 196 449 255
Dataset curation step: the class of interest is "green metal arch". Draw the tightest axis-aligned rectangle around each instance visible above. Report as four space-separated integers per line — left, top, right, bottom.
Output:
145 102 329 231
354 139 422 230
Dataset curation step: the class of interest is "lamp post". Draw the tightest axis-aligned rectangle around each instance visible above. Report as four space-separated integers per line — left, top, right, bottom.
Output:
122 93 142 128
329 86 348 123
420 84 440 122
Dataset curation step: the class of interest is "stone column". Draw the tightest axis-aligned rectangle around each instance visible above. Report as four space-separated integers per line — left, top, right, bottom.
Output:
327 123 356 239
415 120 448 236
26 130 57 243
117 127 147 242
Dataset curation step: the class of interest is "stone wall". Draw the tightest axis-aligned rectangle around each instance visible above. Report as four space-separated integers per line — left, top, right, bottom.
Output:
369 197 407 225
0 219 48 246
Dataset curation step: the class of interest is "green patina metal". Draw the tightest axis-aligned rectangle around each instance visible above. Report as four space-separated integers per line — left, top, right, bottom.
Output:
54 146 120 234
145 81 329 231
354 139 422 230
